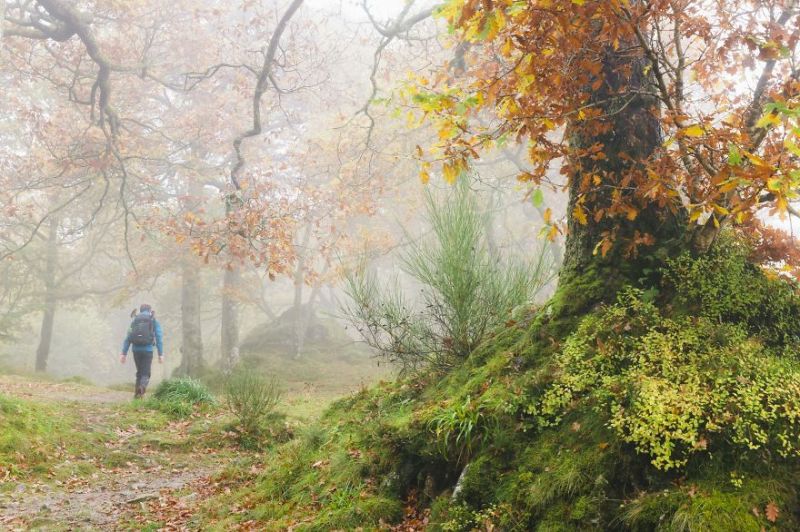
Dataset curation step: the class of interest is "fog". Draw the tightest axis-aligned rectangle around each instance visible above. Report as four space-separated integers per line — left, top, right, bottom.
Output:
0 0 564 393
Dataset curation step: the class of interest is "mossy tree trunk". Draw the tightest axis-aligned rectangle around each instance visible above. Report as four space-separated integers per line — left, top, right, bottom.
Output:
559 41 683 311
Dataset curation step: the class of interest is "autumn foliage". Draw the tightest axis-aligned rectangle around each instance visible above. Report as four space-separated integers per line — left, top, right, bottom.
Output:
413 0 799 264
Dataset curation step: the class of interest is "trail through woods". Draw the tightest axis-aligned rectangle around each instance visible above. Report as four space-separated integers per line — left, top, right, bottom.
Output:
0 375 248 531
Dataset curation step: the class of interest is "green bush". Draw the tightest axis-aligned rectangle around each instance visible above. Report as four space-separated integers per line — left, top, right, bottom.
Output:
665 236 800 350
224 370 282 447
532 288 800 470
345 179 554 374
149 377 215 417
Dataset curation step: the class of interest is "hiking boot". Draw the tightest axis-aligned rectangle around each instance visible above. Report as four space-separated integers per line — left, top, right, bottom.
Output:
134 385 144 399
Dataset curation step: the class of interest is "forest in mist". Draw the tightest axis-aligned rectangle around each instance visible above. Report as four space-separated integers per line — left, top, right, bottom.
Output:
3 0 800 530
0 0 558 388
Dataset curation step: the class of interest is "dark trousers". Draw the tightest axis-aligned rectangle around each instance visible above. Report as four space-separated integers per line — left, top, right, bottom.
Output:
133 351 153 392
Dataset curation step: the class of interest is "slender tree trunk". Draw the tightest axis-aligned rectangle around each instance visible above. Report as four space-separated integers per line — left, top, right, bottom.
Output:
291 223 312 358
221 267 240 369
179 255 204 377
178 175 205 376
35 216 59 372
294 284 324 360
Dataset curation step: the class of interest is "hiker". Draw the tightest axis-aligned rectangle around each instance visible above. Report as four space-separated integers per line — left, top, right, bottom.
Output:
120 304 164 399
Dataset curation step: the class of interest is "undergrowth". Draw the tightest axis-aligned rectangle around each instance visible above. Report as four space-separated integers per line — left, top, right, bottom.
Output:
147 377 216 418
200 236 800 530
224 370 288 449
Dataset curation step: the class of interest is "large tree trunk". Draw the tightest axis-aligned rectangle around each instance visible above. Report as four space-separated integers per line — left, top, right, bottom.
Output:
179 255 204 377
35 216 59 372
559 37 681 309
221 267 240 370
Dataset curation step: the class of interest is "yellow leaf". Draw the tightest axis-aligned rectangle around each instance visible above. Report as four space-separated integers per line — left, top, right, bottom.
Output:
683 125 705 137
755 112 781 129
543 208 552 224
406 111 416 129
420 170 430 184
442 162 459 185
713 204 730 216
501 38 514 57
743 150 771 168
573 205 588 225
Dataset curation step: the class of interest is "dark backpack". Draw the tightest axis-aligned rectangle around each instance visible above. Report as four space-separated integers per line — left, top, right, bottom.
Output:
130 313 155 346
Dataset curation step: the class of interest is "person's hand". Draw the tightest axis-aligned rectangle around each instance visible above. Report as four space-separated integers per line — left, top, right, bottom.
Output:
119 353 127 364
158 355 164 364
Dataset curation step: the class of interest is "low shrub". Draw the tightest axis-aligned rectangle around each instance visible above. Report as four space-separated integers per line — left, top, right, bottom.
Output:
531 288 800 470
344 179 554 375
665 236 800 350
149 377 215 418
224 370 282 448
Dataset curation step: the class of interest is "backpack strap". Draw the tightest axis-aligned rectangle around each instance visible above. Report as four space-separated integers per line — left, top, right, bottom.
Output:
149 314 155 345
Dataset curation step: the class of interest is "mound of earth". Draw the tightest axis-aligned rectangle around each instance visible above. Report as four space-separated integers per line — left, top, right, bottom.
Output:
238 306 391 400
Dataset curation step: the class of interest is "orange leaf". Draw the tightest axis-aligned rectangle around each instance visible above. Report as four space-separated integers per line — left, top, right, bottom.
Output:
766 502 779 523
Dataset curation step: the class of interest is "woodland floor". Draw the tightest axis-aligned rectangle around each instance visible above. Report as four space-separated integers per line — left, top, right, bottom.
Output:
0 375 261 531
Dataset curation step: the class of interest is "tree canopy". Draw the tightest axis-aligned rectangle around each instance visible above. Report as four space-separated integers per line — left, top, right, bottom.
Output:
413 0 800 272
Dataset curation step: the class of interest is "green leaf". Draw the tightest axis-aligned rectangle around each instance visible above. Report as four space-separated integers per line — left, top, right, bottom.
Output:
728 144 742 166
507 1 527 16
531 188 544 208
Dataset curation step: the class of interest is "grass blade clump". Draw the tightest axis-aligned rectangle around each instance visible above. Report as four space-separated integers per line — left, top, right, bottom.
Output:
224 369 282 448
149 377 215 418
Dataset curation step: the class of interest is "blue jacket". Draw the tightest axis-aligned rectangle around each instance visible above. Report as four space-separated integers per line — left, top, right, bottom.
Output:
122 311 164 356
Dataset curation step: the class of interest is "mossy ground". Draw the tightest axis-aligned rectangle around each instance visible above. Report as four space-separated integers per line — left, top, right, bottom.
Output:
197 239 800 531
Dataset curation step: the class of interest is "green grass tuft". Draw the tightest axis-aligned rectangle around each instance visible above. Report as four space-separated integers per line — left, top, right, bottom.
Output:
147 377 215 418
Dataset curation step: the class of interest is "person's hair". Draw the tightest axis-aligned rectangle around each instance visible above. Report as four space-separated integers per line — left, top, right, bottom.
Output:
140 303 152 312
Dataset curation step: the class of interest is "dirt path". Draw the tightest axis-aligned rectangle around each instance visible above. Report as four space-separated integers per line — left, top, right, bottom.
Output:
0 376 237 531
0 375 130 404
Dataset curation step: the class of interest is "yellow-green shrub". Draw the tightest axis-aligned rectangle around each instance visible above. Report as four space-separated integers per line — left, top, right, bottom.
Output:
532 289 800 470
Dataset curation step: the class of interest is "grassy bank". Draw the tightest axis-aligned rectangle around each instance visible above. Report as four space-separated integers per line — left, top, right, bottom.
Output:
195 238 800 530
